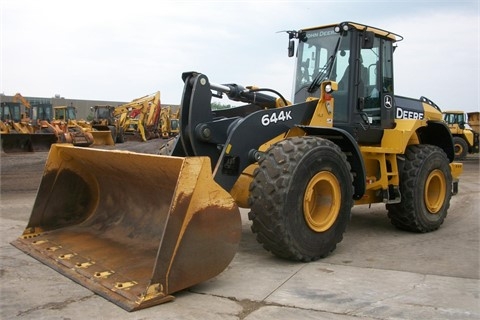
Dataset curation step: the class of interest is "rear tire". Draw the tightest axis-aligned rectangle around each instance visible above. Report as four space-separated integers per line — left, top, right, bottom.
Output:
386 144 452 232
248 136 353 261
453 136 468 160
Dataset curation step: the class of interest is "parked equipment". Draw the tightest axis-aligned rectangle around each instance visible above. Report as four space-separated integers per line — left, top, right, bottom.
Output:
47 106 95 147
160 106 180 138
443 110 479 160
0 95 57 152
89 105 119 145
12 22 463 311
90 91 161 144
114 91 162 141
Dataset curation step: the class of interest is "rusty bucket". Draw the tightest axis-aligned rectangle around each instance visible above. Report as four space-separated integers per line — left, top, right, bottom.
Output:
11 144 241 311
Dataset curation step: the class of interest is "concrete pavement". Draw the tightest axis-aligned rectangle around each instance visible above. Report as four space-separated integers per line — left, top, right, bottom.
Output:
1 156 478 319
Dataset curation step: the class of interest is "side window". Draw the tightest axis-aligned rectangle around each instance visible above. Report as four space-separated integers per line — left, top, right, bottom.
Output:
334 50 350 86
31 107 37 121
360 37 380 97
360 37 382 125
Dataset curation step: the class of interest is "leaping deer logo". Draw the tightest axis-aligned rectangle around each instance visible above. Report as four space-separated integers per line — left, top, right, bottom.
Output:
384 95 393 109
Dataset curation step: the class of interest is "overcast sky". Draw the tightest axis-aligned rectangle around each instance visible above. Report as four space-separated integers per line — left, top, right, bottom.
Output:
1 0 479 113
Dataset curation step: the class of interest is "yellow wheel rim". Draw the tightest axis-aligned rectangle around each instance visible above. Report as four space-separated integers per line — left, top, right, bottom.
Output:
424 169 447 214
454 144 463 157
303 171 341 232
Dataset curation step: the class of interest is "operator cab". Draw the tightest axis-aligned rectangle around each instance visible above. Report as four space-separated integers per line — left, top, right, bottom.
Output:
290 22 402 144
30 104 53 122
54 106 77 121
0 102 22 122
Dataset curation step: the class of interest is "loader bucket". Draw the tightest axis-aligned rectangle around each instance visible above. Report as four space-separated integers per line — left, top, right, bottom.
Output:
11 144 241 311
1 133 56 153
30 133 58 151
90 130 115 145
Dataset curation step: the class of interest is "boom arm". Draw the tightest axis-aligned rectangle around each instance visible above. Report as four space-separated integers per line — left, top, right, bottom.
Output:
12 93 31 110
172 71 317 191
114 91 161 141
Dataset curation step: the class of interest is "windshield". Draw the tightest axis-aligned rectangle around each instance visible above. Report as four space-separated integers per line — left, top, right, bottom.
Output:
31 104 52 121
294 27 351 97
67 108 76 120
95 107 112 119
1 103 22 122
443 113 464 125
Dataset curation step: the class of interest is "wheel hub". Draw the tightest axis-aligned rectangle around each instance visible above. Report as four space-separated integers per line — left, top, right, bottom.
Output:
303 171 341 232
424 169 446 214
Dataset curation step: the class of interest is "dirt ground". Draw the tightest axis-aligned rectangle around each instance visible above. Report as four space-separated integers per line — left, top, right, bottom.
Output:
0 138 169 194
1 139 477 196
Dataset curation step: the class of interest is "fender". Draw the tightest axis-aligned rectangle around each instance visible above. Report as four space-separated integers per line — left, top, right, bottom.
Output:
418 120 455 162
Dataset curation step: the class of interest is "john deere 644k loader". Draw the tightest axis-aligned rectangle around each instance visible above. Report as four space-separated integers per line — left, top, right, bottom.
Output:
12 22 463 311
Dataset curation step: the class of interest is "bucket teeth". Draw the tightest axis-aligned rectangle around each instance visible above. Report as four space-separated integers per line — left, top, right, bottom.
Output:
94 271 114 278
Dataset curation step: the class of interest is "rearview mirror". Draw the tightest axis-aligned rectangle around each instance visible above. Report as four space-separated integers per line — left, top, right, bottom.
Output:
288 40 295 57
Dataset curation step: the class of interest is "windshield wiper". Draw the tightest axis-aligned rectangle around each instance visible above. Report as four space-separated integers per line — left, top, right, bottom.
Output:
306 35 343 93
307 55 334 93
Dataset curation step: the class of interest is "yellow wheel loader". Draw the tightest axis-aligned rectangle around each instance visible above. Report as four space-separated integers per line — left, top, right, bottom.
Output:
442 110 479 160
12 21 463 311
89 105 121 145
0 98 57 153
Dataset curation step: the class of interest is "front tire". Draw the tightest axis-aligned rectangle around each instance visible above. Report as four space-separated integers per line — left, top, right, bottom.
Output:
386 144 452 232
453 136 468 160
248 136 353 261
116 127 125 143
108 126 117 143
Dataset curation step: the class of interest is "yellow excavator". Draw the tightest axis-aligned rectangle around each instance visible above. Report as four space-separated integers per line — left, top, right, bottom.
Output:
114 91 162 141
90 91 161 144
12 22 463 311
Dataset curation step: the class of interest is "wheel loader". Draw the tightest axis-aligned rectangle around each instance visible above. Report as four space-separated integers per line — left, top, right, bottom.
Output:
0 97 57 152
442 110 479 160
12 21 463 311
89 105 123 145
89 91 162 145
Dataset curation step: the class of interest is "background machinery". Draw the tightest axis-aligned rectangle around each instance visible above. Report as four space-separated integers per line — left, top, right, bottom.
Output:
12 22 462 311
1 94 94 151
47 105 94 147
1 94 57 152
90 105 120 145
90 91 161 144
443 110 479 160
160 106 180 138
114 91 162 141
